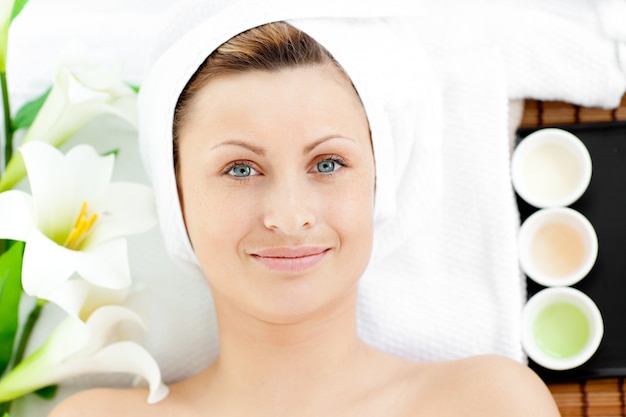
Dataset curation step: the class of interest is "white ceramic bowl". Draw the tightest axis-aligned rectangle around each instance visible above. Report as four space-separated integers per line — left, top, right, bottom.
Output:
518 207 598 287
512 128 592 208
522 287 603 371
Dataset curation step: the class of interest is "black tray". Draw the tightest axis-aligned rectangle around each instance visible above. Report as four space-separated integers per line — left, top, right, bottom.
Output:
516 121 626 383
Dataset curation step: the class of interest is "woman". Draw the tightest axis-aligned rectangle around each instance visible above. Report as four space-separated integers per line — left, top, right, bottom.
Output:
51 8 559 417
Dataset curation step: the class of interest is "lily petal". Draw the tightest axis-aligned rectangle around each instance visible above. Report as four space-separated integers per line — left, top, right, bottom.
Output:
0 190 34 241
55 99 137 148
23 84 69 144
65 144 115 205
95 91 138 129
85 183 156 246
44 279 90 319
56 42 123 92
46 279 128 322
60 342 170 404
79 305 144 355
20 85 74 149
20 142 76 243
21 228 79 297
76 238 131 289
64 67 110 104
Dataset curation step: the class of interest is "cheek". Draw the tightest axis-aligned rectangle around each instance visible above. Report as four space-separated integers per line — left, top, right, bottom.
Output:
178 172 253 262
328 172 375 254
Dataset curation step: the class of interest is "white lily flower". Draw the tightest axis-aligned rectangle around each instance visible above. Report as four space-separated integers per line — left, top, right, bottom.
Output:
0 141 157 298
46 277 130 322
0 42 138 191
0 0 15 72
0 304 169 404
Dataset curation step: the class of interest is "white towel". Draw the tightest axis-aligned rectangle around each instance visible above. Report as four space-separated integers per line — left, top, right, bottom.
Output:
596 0 626 76
415 0 626 108
357 46 524 362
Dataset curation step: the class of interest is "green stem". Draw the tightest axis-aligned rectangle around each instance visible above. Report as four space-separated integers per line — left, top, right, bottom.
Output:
0 70 12 170
0 399 8 415
0 299 47 414
13 299 46 367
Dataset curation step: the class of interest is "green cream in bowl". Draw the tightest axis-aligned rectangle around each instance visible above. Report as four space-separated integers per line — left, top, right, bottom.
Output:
522 287 603 370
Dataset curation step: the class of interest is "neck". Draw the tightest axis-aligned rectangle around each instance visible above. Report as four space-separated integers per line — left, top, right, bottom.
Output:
206 288 373 404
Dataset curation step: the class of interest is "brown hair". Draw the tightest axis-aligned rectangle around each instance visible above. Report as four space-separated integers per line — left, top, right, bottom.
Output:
172 21 349 167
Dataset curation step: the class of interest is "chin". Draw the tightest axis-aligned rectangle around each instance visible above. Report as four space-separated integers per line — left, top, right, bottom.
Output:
248 279 359 325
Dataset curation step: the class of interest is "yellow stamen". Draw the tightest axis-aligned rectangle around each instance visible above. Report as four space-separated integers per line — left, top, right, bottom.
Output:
63 201 98 250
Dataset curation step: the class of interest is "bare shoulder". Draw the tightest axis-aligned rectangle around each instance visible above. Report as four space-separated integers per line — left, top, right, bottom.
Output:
410 355 561 417
48 387 155 417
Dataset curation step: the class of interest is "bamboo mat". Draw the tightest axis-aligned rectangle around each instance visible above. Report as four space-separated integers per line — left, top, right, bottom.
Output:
521 96 626 128
520 95 626 417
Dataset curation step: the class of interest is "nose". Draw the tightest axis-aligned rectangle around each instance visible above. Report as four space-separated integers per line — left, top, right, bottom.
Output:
263 176 316 235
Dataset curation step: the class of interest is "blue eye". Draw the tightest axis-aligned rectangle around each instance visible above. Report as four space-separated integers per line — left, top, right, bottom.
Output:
227 163 257 178
315 157 345 174
317 160 336 173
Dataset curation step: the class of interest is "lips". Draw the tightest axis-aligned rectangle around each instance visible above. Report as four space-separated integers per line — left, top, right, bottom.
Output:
250 247 329 272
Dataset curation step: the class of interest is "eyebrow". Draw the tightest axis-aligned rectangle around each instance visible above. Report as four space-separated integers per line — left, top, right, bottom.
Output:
211 135 356 156
304 135 356 154
210 140 265 156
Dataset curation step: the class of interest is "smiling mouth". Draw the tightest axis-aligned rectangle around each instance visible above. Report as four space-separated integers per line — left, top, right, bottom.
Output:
251 247 330 272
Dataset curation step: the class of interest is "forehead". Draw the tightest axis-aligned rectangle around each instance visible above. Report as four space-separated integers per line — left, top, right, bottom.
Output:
182 64 368 135
189 60 359 106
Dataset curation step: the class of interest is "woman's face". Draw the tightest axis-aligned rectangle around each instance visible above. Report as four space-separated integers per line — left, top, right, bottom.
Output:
177 63 375 323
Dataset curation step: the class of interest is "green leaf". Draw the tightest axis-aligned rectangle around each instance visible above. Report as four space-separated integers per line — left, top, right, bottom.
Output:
0 241 25 376
34 384 57 400
10 0 29 22
12 87 50 131
102 148 119 158
127 83 140 93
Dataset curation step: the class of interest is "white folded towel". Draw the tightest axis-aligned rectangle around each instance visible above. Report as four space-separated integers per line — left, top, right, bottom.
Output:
416 0 626 108
596 0 626 76
358 45 524 362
